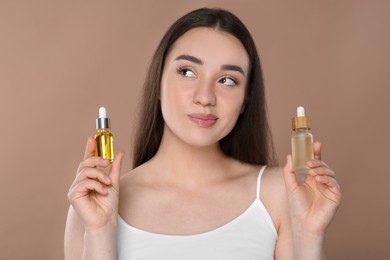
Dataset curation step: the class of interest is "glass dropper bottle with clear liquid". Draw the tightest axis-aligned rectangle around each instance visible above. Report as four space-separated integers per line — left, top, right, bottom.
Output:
291 106 314 183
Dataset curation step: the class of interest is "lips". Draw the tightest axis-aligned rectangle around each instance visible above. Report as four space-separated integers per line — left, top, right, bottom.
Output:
188 113 218 127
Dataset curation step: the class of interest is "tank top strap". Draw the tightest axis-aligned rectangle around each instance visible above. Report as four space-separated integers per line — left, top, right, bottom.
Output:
256 165 267 199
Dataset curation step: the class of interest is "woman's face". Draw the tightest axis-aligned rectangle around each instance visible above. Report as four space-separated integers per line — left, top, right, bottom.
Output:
160 27 249 148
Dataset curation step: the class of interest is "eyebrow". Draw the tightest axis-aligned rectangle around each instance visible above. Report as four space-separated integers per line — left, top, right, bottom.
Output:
174 54 203 65
221 64 245 76
174 54 245 76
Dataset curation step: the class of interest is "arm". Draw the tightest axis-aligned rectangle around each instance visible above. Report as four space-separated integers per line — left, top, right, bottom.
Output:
64 206 84 260
282 141 341 259
64 206 118 260
64 137 123 260
275 222 326 260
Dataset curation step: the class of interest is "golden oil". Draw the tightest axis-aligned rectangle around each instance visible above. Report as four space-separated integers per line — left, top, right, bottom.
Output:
291 106 314 183
95 107 114 162
95 130 114 162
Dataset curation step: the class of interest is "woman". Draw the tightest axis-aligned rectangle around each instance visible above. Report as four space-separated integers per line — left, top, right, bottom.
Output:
65 8 341 259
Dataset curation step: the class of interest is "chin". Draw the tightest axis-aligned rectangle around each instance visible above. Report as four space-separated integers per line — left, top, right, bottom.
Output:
180 132 228 149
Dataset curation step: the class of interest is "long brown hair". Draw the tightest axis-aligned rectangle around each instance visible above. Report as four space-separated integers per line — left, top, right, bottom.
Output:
132 8 277 168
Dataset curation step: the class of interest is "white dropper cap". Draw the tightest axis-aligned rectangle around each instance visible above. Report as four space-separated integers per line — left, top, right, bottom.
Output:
297 106 305 117
99 107 107 118
96 107 110 129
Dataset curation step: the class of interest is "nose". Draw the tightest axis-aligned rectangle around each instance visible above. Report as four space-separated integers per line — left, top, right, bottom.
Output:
193 81 216 107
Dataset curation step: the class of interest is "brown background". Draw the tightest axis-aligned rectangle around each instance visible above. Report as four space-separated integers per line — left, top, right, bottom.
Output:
1 0 389 259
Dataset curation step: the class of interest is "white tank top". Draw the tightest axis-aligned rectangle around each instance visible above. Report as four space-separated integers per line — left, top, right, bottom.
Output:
117 166 277 259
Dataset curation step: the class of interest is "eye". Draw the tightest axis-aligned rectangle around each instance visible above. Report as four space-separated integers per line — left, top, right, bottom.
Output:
219 77 238 87
177 67 196 78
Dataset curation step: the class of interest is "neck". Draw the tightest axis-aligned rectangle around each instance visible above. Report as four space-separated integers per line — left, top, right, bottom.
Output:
151 127 232 187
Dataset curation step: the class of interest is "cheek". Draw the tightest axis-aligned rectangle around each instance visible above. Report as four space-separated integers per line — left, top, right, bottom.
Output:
161 81 177 102
219 94 246 130
223 90 246 115
160 73 175 111
160 80 187 120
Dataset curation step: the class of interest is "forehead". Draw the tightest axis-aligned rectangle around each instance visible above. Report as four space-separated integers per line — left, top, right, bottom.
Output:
167 27 249 69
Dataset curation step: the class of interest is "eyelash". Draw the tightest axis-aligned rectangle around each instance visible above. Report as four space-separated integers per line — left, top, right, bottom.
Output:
177 67 195 78
219 76 239 86
176 67 239 87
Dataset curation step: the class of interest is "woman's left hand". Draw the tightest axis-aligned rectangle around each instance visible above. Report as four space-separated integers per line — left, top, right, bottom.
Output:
284 141 342 236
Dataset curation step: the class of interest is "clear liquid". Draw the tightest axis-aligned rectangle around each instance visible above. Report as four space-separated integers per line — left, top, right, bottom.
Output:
95 130 114 162
292 129 313 183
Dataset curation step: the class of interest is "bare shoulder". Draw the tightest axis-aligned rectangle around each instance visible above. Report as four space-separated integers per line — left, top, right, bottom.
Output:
118 161 162 216
261 166 289 231
262 166 285 188
119 162 155 195
120 164 147 185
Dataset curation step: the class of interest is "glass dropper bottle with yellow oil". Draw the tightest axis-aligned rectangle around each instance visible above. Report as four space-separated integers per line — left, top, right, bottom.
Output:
95 107 114 162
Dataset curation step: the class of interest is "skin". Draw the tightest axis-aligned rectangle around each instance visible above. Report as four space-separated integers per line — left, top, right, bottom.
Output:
65 27 341 260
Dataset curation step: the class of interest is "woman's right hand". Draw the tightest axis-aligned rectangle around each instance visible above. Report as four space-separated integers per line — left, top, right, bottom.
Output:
67 137 124 231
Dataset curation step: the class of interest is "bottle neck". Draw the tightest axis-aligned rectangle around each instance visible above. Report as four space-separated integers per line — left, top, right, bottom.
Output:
295 127 310 132
96 117 110 129
97 128 110 132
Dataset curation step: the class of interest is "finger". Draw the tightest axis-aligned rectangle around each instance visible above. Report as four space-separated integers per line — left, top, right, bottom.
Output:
283 154 298 192
68 179 109 202
83 137 97 160
315 174 338 186
315 175 342 200
307 159 329 169
77 156 111 173
108 151 124 185
307 165 335 178
76 167 112 185
72 168 112 190
313 141 321 160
